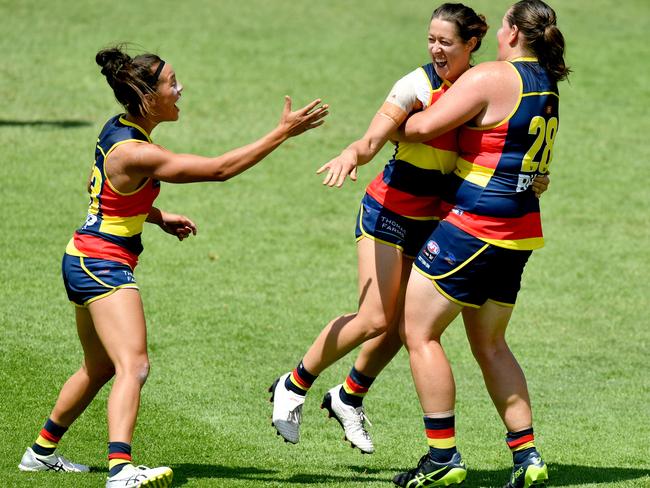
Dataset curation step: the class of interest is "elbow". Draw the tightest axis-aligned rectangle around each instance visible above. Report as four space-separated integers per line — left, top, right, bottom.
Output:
405 125 430 143
209 167 231 182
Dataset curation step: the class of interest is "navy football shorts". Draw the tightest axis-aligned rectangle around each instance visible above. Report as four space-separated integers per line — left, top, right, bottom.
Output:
355 193 439 258
62 254 139 307
413 221 532 308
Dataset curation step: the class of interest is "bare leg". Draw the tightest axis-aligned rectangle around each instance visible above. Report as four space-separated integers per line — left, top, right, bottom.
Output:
48 307 115 427
351 256 413 377
87 289 149 443
302 239 406 375
463 302 532 432
400 272 462 413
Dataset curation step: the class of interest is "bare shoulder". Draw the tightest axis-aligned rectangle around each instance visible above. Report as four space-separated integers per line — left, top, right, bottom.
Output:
113 141 168 165
465 61 514 80
460 61 519 92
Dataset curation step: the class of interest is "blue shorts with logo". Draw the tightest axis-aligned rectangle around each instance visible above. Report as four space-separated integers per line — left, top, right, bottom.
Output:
355 193 439 258
62 254 139 307
413 221 532 308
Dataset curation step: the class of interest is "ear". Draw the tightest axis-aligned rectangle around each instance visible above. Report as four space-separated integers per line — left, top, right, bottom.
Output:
466 36 478 53
509 24 520 47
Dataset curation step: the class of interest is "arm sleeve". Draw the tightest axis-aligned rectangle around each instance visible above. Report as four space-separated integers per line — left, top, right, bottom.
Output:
383 68 423 114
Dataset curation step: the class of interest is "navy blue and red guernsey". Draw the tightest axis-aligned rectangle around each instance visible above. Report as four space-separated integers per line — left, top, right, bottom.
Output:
66 115 160 269
443 58 559 250
366 63 458 220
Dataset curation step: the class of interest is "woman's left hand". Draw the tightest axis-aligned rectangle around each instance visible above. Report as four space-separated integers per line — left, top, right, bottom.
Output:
532 174 550 199
160 212 197 241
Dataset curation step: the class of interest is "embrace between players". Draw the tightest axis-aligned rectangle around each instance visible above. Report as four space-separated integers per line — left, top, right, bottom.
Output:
21 1 568 487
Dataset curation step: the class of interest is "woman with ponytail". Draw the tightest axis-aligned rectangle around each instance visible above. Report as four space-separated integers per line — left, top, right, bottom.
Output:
270 2 550 459
19 45 327 488
385 1 569 487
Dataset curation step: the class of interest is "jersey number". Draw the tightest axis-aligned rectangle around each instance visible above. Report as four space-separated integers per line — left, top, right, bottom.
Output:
88 165 103 215
521 116 558 173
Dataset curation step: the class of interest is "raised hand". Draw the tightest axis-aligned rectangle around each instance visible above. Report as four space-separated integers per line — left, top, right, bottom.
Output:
279 96 329 138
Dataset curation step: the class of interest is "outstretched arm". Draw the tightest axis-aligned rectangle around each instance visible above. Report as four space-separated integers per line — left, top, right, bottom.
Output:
317 106 405 188
317 68 429 188
117 96 328 184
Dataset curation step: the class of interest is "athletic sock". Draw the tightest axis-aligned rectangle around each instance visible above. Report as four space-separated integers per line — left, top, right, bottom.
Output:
108 441 133 477
339 366 375 408
32 418 68 456
424 414 457 463
285 360 318 396
506 427 537 464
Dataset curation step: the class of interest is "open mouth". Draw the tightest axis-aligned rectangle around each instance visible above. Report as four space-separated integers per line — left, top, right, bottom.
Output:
434 59 448 68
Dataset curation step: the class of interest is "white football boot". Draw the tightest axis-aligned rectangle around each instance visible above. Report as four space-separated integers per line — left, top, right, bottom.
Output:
269 372 305 444
105 464 173 488
321 384 374 454
18 447 90 472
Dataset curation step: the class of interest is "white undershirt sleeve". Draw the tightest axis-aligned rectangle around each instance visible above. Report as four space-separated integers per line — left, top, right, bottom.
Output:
384 68 423 114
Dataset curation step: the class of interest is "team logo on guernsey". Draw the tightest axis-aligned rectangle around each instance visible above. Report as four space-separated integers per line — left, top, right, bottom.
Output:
422 240 440 262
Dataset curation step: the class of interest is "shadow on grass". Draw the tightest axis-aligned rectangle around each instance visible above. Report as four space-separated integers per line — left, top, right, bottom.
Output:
0 119 92 128
442 463 649 487
170 462 649 486
171 463 389 485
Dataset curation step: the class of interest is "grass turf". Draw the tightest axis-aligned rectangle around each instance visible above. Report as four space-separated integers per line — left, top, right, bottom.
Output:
1 0 649 486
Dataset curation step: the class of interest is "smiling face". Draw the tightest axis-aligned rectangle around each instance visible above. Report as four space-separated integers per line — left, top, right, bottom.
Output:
150 63 183 122
427 18 475 83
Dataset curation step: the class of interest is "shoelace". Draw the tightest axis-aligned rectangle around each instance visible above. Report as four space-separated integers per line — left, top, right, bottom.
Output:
408 453 432 476
347 408 373 436
287 404 303 423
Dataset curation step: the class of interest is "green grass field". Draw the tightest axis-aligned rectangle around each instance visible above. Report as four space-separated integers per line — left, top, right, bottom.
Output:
1 0 649 487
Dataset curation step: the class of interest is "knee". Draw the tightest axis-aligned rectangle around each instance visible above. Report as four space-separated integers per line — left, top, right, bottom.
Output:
470 338 509 365
133 359 150 386
116 357 150 386
358 310 394 339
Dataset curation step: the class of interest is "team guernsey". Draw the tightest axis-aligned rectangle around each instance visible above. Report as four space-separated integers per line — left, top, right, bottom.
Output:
443 58 559 250
366 63 458 220
66 115 160 269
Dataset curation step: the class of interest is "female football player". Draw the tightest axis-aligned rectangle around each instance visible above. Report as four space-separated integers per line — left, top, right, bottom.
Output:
19 45 327 488
391 1 569 486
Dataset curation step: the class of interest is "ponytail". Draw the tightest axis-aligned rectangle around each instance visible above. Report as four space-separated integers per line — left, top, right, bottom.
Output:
507 0 571 82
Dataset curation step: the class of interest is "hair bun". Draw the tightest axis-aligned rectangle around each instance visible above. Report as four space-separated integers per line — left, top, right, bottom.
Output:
96 47 131 81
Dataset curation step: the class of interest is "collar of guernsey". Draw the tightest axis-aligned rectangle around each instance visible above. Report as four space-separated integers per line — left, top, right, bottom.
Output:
67 115 160 268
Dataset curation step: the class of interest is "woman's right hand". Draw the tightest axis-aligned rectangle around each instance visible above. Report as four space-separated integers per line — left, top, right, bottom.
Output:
279 96 329 138
317 148 358 187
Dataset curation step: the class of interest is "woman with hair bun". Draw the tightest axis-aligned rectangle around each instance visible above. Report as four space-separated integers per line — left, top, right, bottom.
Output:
18 45 327 488
391 1 569 486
